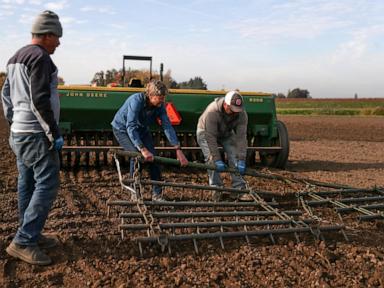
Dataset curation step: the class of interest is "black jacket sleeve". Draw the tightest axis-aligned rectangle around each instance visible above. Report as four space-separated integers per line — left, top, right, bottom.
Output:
29 54 60 141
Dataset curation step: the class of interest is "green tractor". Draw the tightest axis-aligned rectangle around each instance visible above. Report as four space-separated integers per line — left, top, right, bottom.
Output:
58 55 289 168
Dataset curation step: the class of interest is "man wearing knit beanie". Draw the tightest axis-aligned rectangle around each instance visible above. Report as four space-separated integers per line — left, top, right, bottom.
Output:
2 10 63 265
31 10 63 37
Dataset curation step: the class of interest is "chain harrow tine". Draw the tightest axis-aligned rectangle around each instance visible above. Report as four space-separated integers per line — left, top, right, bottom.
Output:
246 180 316 245
193 219 200 254
110 154 384 255
300 181 384 221
157 232 168 252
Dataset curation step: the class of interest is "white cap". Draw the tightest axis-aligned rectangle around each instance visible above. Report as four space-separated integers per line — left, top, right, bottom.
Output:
224 91 244 112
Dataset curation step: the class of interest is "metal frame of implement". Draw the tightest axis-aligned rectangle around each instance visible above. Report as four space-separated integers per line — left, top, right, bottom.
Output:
106 150 355 256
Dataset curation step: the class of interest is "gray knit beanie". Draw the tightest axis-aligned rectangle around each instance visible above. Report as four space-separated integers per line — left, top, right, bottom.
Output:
31 10 63 37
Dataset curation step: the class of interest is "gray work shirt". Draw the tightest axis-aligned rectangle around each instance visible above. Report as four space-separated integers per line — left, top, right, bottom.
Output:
197 97 248 161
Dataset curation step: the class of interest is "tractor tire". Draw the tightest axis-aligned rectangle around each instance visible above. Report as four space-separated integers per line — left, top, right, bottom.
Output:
260 120 290 169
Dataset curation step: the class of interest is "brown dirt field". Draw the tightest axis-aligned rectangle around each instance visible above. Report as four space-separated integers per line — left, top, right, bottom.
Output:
1 111 384 287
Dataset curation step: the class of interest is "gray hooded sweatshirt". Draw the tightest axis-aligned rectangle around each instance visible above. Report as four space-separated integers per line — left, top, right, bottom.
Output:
197 97 248 161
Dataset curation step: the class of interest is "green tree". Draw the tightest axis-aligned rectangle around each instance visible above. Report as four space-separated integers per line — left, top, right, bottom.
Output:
1 72 63 88
162 69 178 89
90 68 208 90
177 76 207 90
287 88 310 98
91 68 177 88
91 71 106 86
272 92 286 98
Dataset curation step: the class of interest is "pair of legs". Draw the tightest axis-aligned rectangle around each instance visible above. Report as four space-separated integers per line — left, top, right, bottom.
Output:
196 129 246 189
9 132 60 246
113 128 162 196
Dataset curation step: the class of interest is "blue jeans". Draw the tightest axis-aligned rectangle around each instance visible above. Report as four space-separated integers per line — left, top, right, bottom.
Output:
196 129 246 189
113 128 162 195
9 132 60 246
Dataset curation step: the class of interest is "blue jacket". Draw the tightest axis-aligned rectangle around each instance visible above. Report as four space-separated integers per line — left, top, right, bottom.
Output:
111 92 179 149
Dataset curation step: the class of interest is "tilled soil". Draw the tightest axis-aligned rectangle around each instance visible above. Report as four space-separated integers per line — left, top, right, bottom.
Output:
1 112 384 287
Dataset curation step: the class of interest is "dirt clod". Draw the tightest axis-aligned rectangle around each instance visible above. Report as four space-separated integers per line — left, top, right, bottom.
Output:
1 112 384 287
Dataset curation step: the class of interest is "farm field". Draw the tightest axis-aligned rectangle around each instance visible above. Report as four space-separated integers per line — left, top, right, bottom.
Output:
276 98 384 116
1 110 384 287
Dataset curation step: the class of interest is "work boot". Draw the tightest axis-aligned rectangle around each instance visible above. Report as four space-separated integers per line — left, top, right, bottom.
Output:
152 193 165 202
6 242 52 265
238 193 254 201
38 234 59 249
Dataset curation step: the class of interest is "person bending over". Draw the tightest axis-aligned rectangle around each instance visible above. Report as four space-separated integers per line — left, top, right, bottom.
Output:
111 79 188 201
196 91 251 201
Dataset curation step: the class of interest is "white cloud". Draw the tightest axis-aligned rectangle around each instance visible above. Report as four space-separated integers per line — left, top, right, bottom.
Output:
45 0 67 11
227 1 353 43
0 3 12 8
272 0 355 15
108 23 127 30
28 0 42 4
60 16 86 25
142 0 217 19
80 5 116 15
331 35 367 63
0 6 13 17
1 0 21 3
2 0 383 98
19 13 34 24
225 0 384 44
331 25 384 63
188 25 211 34
230 16 349 42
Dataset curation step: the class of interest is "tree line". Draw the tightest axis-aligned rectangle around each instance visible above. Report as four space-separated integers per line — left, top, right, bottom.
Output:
0 72 65 89
0 69 208 91
273 88 311 99
1 69 311 97
91 68 207 90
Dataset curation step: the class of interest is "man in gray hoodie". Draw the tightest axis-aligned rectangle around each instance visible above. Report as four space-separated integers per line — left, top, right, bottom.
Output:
196 91 250 200
2 10 63 265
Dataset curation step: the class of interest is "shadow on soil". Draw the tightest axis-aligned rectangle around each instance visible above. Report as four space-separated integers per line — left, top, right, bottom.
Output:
288 160 384 173
36 228 384 264
50 234 334 262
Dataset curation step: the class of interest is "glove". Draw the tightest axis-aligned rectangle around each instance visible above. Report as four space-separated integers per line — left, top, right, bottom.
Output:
53 136 64 151
236 160 246 175
215 160 227 172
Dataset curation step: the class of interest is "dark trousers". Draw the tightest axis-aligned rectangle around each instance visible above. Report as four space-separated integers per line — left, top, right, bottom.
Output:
112 128 162 195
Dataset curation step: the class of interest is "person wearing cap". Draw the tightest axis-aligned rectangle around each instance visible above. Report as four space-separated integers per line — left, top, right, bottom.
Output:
196 90 250 201
1 10 63 265
111 79 189 201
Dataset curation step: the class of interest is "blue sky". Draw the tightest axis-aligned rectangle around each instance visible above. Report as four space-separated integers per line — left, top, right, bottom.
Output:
1 0 384 98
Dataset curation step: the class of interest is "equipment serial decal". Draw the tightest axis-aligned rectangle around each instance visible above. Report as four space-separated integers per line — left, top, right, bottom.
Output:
64 92 107 98
249 98 264 103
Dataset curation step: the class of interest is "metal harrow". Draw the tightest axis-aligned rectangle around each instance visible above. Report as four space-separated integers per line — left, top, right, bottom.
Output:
107 150 345 256
298 185 384 222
